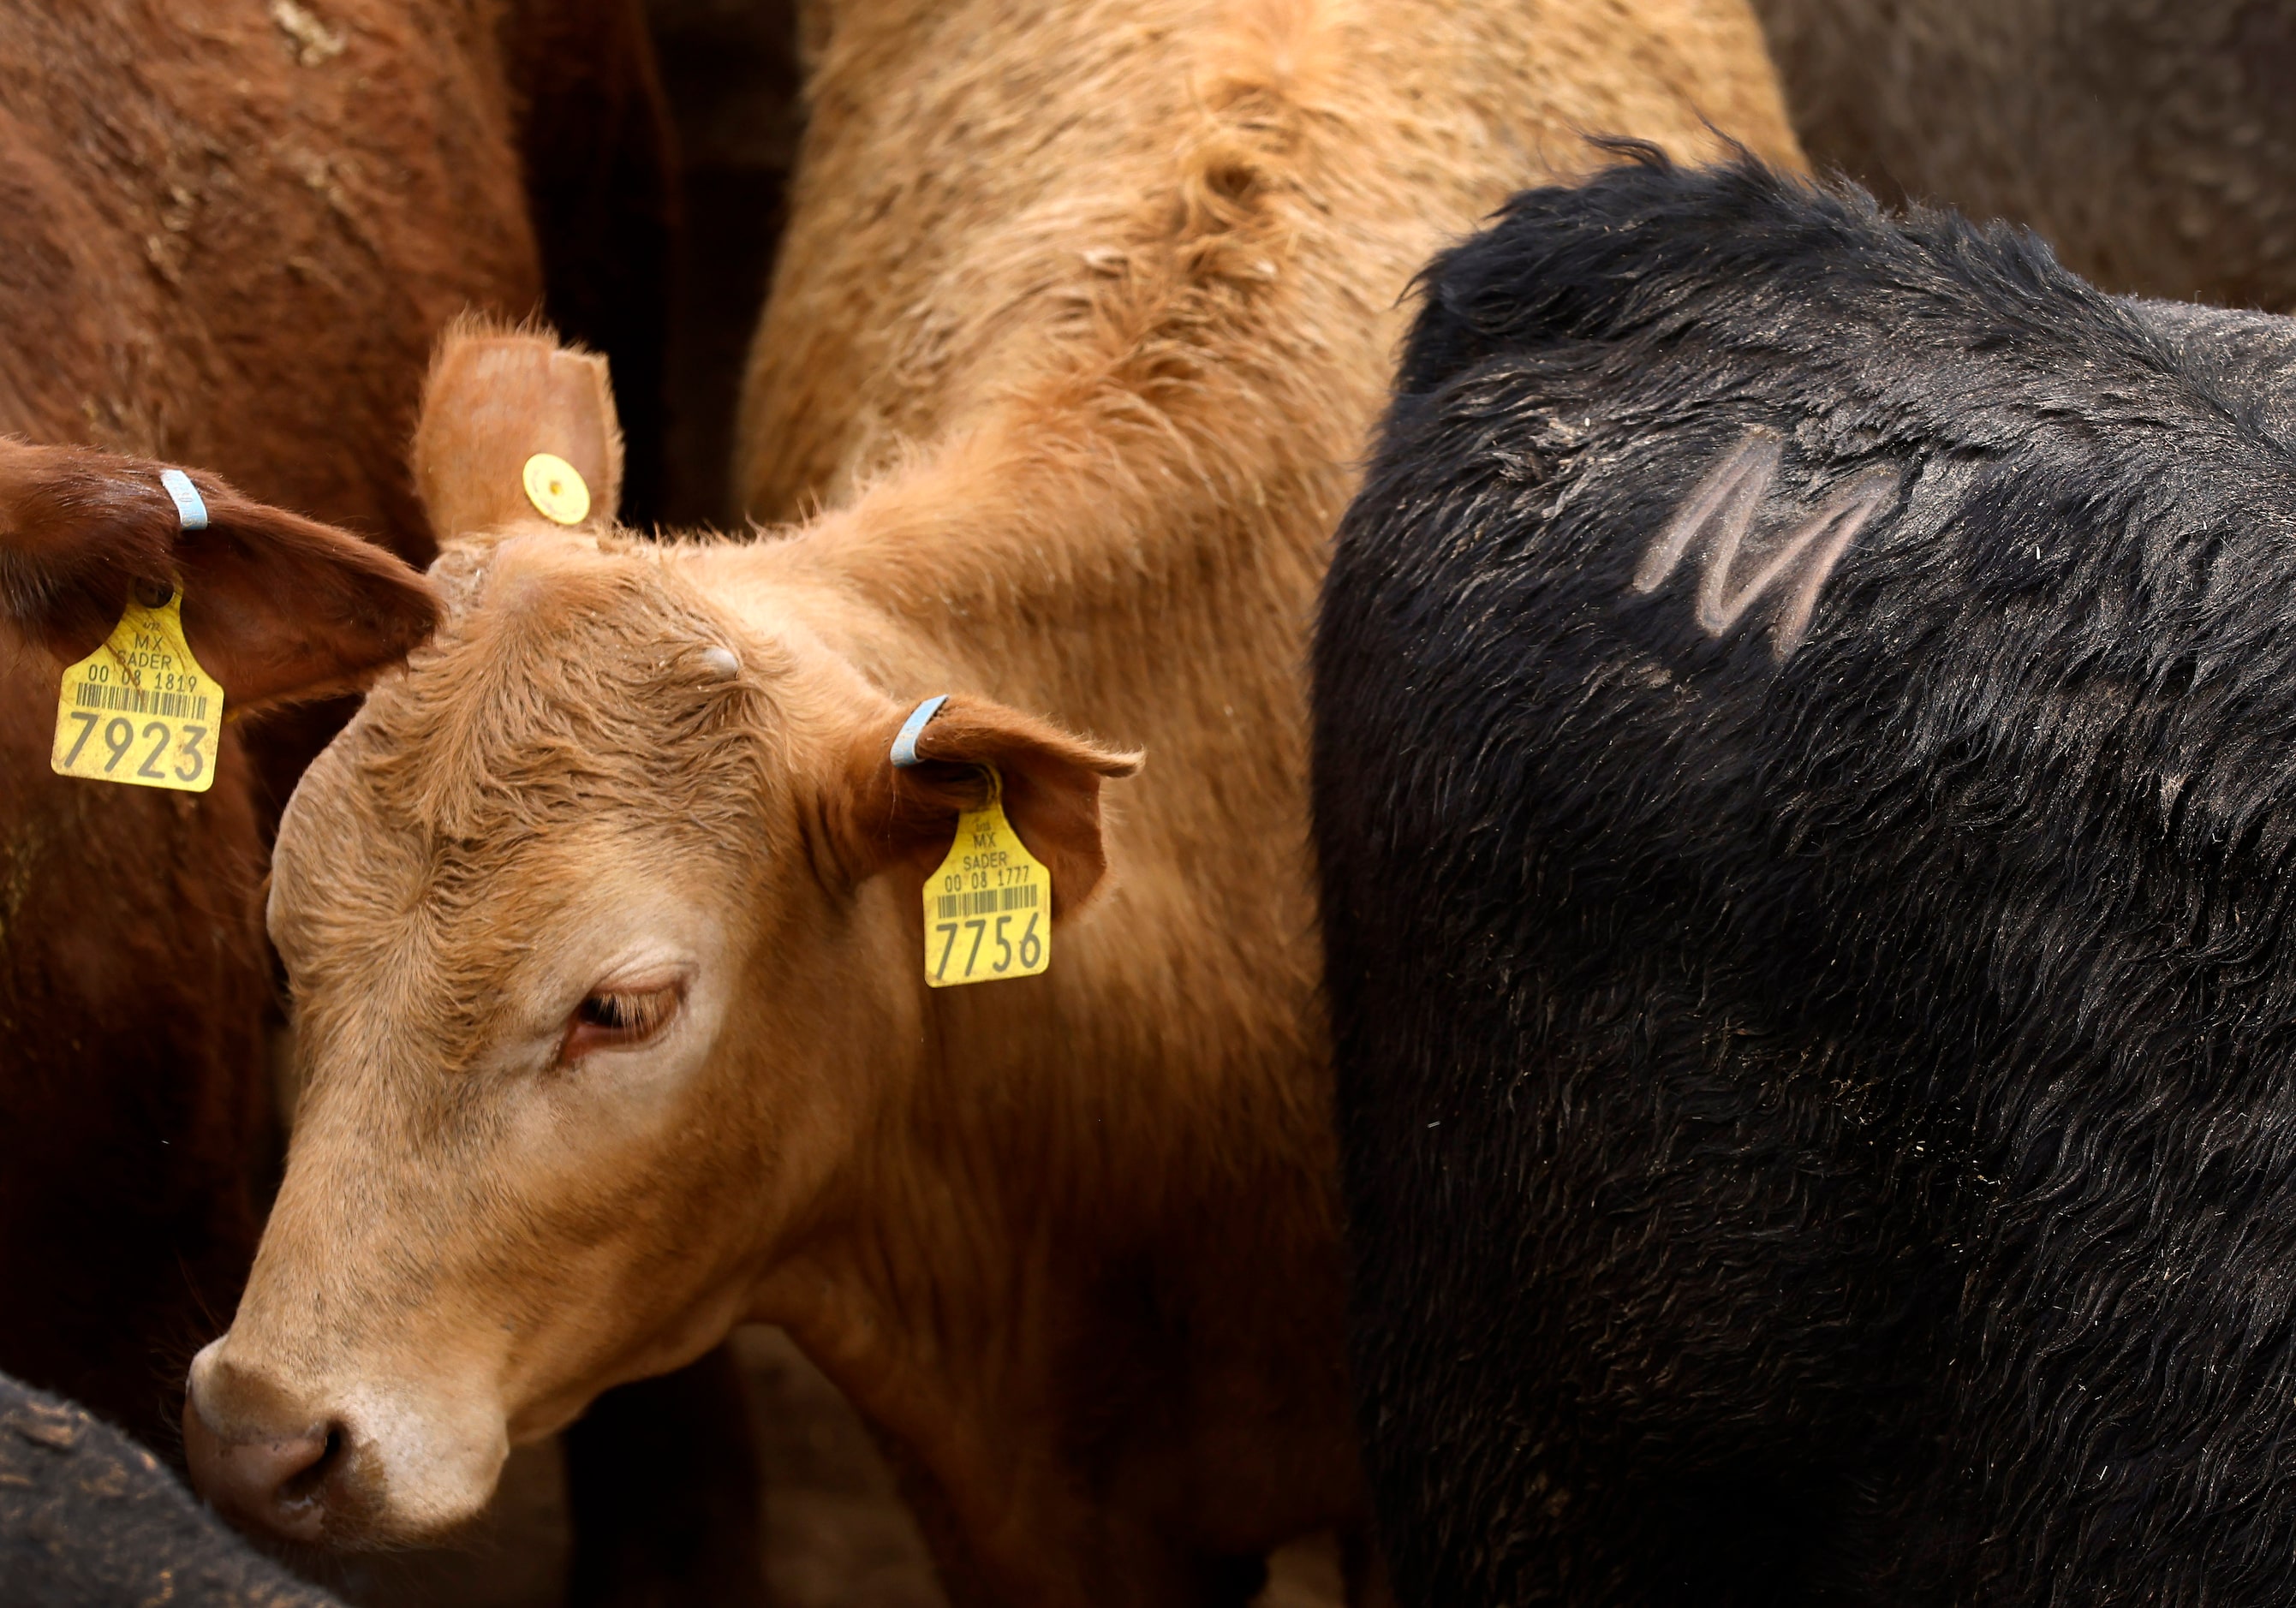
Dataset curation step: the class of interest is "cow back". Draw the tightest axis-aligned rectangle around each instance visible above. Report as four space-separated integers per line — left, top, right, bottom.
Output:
1318 152 2296 1603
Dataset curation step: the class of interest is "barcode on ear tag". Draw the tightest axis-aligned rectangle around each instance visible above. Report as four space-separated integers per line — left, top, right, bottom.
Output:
51 592 221 792
923 765 1050 986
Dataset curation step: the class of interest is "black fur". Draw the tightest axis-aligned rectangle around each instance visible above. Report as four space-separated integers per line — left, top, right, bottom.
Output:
1313 147 2296 1605
0 1372 337 1605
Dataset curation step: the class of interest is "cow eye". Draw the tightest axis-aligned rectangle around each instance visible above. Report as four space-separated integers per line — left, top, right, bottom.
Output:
560 982 683 1063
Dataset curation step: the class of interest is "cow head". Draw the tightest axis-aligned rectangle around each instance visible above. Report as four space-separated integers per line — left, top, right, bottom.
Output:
182 327 1138 1545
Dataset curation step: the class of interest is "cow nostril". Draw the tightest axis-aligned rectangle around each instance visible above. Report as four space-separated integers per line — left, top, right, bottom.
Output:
183 1393 348 1544
277 1421 346 1508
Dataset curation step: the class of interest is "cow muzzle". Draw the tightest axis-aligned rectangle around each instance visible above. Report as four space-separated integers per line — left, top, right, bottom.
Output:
183 1338 508 1546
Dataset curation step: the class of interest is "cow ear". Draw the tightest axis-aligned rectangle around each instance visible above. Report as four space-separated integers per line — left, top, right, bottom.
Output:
0 437 438 712
412 319 623 540
828 694 1142 918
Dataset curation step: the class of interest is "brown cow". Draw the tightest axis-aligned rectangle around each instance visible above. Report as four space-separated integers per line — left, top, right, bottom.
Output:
1750 0 2296 312
0 0 533 1446
0 3 760 1601
183 1 1803 1601
0 440 436 1431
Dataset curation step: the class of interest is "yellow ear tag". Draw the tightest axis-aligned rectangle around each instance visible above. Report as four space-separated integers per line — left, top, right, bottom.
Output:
51 588 220 792
923 766 1052 986
522 452 591 525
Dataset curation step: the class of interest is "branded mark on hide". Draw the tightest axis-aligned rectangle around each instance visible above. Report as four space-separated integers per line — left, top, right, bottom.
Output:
1633 429 1900 659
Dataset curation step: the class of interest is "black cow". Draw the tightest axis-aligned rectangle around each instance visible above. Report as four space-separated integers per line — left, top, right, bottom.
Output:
1 1371 339 1605
1314 146 2296 1606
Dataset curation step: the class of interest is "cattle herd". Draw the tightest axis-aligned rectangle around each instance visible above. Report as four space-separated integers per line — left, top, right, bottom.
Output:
4 1 2295 1605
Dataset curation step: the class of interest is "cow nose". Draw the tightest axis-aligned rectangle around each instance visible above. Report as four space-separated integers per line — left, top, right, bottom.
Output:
182 1391 343 1543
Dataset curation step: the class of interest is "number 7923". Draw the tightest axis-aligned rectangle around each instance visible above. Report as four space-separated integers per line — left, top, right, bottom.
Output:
55 711 214 793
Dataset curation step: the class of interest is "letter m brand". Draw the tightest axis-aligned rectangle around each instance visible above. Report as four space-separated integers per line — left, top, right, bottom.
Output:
1631 431 1900 660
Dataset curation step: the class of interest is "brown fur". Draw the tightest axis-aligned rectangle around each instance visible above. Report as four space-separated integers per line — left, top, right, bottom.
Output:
0 0 685 1469
193 2 1803 1602
0 438 433 1451
0 0 540 534
1751 0 2296 311
0 0 538 1452
0 15 771 1604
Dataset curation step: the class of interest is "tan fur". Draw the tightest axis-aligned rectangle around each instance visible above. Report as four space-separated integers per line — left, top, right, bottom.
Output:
194 1 1802 1600
412 319 626 540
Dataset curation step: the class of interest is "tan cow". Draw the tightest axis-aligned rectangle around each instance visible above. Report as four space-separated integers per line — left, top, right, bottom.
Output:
184 0 1802 1599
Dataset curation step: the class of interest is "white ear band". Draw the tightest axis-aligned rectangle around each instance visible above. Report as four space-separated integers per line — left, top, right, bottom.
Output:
890 694 951 768
159 468 209 532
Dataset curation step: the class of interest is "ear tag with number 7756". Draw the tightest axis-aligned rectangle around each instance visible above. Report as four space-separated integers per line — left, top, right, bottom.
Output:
51 587 221 793
922 765 1050 986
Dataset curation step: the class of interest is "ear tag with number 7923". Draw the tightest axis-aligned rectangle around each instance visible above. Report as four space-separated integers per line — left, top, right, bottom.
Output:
923 765 1050 986
51 587 221 792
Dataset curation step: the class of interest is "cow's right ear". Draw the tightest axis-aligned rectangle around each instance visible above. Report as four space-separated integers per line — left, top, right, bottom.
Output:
0 437 438 712
826 694 1142 918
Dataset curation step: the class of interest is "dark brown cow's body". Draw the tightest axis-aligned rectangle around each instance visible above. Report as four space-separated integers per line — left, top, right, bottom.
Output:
1751 0 2296 312
0 0 543 545
0 10 754 1602
0 639 273 1450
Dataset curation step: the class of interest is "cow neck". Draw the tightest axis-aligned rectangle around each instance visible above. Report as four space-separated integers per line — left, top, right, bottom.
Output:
683 14 1474 1569
705 182 1377 1570
682 0 1744 1576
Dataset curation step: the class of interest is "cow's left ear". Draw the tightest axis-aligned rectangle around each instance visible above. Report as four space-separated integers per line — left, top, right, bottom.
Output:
827 694 1142 918
0 437 439 712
